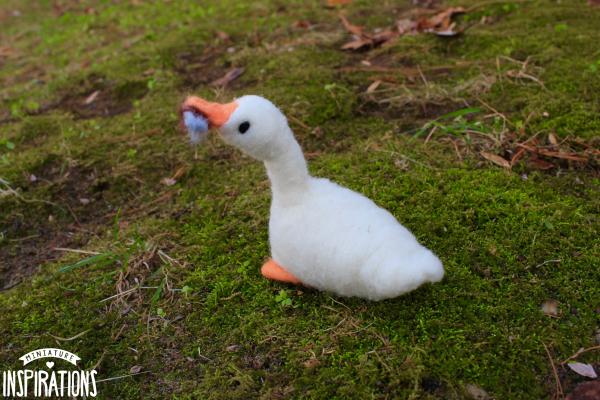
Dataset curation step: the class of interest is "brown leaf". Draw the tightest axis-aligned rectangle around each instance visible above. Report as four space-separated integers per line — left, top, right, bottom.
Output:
339 14 365 37
480 152 510 168
371 29 398 44
548 132 559 146
510 147 526 166
589 0 600 6
518 143 588 162
303 358 321 368
341 38 374 50
529 157 555 170
210 67 244 87
293 20 312 29
0 46 16 58
541 150 588 162
341 6 467 52
339 18 398 50
366 80 382 93
419 7 465 31
171 166 188 180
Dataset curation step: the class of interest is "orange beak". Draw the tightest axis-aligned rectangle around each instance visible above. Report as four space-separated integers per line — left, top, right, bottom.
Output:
181 96 238 128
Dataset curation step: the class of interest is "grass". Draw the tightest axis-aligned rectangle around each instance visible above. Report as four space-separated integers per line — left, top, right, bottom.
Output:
0 0 599 398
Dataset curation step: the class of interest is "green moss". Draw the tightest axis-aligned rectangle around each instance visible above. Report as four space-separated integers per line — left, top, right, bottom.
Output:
1 0 599 399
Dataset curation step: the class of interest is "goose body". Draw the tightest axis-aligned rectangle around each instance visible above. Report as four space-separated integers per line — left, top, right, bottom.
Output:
182 95 444 300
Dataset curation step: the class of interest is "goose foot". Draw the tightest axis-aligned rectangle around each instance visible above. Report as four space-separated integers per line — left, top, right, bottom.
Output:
261 259 302 285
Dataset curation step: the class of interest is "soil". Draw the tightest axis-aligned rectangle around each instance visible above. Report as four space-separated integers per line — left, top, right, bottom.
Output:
173 46 247 90
56 74 148 119
0 155 125 290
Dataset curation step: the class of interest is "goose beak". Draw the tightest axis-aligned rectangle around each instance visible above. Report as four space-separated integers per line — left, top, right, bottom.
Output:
181 96 238 128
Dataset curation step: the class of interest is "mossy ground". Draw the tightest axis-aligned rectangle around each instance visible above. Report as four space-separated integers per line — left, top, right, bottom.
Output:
0 0 599 398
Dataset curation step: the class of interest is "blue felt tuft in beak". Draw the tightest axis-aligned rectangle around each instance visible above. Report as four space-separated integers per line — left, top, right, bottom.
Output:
183 111 209 145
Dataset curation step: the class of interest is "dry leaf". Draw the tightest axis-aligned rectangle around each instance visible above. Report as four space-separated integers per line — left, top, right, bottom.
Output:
542 299 559 317
480 152 510 168
83 90 100 105
211 67 244 87
303 358 321 368
293 20 312 29
567 362 598 379
341 37 374 50
510 147 526 166
518 143 588 162
529 157 555 170
371 29 398 44
0 46 16 58
366 80 382 93
340 7 466 51
171 166 188 180
419 7 465 31
161 177 176 186
226 345 241 352
129 365 143 374
339 14 364 37
548 132 558 146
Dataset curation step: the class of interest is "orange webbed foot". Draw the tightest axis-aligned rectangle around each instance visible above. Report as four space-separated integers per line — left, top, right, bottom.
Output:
261 259 302 285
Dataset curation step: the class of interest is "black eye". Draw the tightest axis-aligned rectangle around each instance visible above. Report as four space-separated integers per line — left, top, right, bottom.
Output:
238 121 250 134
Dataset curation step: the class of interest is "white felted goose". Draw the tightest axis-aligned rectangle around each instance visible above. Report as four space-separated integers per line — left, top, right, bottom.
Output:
181 95 444 300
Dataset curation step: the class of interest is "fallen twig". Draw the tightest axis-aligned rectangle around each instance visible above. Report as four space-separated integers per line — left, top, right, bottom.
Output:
542 342 564 400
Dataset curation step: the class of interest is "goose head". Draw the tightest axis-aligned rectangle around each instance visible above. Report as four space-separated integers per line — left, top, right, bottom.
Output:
181 95 294 162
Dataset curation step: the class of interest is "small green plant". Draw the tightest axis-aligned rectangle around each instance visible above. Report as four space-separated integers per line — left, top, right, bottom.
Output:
0 138 15 151
151 277 166 308
554 23 568 33
413 107 483 138
275 289 293 307
181 285 193 297
588 59 600 73
58 252 116 273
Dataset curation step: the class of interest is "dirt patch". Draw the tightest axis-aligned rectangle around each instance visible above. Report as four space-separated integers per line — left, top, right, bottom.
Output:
173 47 246 89
0 74 149 125
358 95 464 121
56 74 148 119
0 154 136 290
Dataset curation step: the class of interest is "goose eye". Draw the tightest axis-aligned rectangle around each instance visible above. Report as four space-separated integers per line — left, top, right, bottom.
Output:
238 121 250 134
